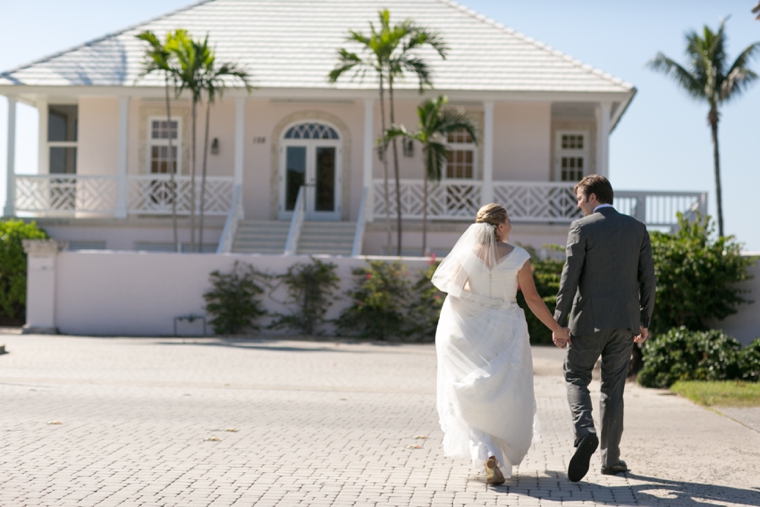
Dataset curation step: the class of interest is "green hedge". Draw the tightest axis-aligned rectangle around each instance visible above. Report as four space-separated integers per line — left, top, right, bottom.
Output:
0 219 48 322
638 327 759 388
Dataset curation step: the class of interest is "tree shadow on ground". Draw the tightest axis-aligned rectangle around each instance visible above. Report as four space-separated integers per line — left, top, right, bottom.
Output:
486 471 760 506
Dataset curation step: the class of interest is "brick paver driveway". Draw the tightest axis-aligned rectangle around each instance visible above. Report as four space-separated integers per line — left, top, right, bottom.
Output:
1 335 759 507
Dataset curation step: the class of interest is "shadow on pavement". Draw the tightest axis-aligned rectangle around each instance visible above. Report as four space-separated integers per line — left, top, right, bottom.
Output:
488 472 760 506
152 338 410 354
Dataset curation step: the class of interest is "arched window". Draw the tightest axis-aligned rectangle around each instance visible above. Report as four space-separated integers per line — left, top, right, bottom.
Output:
284 122 339 140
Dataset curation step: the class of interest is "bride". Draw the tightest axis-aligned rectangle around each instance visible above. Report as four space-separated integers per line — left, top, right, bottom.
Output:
432 203 569 485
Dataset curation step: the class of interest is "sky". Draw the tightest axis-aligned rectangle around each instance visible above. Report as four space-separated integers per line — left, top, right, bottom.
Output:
1 0 759 250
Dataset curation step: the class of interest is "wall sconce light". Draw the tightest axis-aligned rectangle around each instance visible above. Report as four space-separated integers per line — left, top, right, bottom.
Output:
403 139 414 158
211 138 220 155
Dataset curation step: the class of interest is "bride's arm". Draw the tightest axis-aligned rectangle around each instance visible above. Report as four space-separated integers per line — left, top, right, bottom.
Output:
517 261 564 334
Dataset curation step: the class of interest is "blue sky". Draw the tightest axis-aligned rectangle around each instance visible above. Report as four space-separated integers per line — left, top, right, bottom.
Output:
1 0 759 250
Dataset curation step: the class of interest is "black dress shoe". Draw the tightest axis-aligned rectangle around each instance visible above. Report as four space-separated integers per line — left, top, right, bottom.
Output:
568 434 599 482
601 460 629 475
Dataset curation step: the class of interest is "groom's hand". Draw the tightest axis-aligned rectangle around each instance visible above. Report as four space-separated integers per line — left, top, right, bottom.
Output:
552 327 571 348
634 326 649 344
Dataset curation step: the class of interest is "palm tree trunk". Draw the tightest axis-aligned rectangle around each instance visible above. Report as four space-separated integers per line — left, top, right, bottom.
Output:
378 75 392 254
164 77 179 252
709 110 724 237
388 77 402 256
190 99 197 253
422 170 428 257
199 101 211 253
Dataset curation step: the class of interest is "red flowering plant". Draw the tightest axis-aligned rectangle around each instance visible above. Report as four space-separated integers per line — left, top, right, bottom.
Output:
336 260 411 340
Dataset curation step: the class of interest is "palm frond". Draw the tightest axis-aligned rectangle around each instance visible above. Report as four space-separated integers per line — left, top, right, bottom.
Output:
648 52 705 100
721 42 760 102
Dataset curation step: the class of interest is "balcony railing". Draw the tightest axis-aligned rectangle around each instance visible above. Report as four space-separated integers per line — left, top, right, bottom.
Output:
372 179 707 228
15 174 235 216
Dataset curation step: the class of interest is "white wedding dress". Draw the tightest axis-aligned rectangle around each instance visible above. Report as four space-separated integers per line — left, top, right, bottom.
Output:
432 223 537 477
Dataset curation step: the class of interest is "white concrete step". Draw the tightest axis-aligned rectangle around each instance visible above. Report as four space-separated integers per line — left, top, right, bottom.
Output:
231 220 290 254
297 221 356 256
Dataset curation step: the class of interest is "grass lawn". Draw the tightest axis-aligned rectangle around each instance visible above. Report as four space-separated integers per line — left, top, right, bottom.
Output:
671 380 760 408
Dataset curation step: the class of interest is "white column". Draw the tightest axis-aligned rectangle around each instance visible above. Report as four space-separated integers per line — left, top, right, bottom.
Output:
596 102 612 178
234 97 246 187
4 97 17 217
114 96 130 218
22 239 66 334
363 98 375 221
481 101 495 205
37 98 49 175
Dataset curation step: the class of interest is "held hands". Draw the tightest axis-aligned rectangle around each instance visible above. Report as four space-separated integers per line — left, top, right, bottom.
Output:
634 326 649 344
552 327 571 349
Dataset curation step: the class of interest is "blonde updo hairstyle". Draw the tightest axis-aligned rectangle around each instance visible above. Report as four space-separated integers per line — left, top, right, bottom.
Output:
476 203 508 241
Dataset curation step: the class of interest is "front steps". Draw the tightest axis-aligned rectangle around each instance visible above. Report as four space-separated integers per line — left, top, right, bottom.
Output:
230 220 357 256
297 221 356 256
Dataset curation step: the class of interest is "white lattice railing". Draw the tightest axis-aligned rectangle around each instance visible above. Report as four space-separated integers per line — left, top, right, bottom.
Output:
128 175 234 216
372 179 707 227
15 174 235 216
373 179 483 220
15 174 118 213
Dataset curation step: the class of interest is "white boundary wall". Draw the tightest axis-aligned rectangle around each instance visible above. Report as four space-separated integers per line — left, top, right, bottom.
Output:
34 248 432 336
712 255 760 346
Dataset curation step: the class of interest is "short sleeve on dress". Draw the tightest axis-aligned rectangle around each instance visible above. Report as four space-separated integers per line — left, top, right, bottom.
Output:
511 246 531 270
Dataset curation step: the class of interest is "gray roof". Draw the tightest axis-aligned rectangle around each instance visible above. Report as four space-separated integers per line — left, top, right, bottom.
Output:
0 0 634 93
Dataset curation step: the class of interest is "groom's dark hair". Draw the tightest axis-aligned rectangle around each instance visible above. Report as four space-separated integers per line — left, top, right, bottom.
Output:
574 175 614 205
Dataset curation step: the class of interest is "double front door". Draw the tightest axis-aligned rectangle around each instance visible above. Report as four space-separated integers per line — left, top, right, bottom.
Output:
279 141 342 221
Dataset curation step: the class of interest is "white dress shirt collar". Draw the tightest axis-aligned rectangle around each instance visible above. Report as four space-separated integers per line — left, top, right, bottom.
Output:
594 203 614 212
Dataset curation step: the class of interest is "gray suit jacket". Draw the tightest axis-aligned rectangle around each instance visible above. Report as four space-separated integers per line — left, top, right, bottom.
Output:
554 207 656 336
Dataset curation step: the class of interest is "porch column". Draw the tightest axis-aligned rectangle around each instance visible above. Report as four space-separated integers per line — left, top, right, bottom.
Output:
3 96 17 217
37 98 48 175
114 96 130 218
363 98 374 221
596 102 612 178
481 101 495 205
234 97 246 187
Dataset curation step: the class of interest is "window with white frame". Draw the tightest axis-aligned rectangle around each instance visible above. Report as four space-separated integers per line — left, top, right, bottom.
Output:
445 128 477 179
554 130 588 182
147 118 181 174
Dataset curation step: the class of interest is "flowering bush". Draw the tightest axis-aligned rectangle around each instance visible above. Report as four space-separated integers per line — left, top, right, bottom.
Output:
406 258 444 342
203 261 269 335
0 219 48 323
336 260 411 340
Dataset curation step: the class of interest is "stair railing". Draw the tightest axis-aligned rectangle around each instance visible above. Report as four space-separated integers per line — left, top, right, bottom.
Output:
284 186 305 255
351 187 368 257
216 184 243 254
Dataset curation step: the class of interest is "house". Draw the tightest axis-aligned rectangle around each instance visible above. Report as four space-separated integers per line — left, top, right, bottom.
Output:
0 0 706 257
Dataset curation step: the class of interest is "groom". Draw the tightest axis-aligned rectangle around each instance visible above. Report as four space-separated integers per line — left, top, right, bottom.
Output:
552 175 656 483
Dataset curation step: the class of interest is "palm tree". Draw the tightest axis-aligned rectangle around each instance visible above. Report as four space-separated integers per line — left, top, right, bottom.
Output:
167 31 211 252
198 55 252 252
386 96 478 255
135 29 183 252
648 19 759 236
329 9 446 256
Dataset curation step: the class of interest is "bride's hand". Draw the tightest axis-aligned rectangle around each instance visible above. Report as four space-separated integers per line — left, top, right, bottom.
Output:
552 327 571 348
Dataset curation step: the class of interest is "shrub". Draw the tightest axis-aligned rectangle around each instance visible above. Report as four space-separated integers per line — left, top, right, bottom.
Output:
0 219 48 322
738 338 760 382
268 258 340 335
649 213 754 335
336 260 410 340
516 244 564 345
204 261 269 335
638 327 743 388
406 258 444 342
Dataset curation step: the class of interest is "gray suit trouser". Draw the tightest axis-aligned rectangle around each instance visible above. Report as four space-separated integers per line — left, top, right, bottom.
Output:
564 328 634 468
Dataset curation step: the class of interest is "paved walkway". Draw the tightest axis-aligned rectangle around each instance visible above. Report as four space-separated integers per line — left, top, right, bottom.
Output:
1 335 759 507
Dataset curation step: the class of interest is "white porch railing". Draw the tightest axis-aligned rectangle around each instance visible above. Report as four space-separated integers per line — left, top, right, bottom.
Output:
128 175 234 216
372 179 707 227
14 174 235 216
216 184 243 254
284 186 306 256
15 174 118 213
